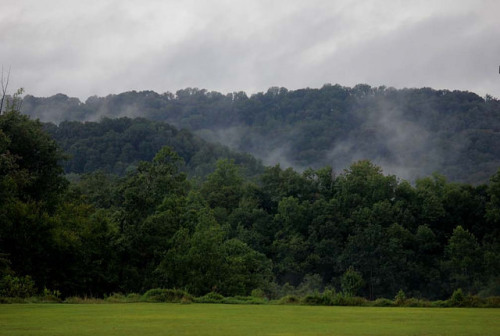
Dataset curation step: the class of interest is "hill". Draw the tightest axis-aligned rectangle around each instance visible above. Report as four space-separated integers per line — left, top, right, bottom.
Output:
22 84 500 183
43 117 263 178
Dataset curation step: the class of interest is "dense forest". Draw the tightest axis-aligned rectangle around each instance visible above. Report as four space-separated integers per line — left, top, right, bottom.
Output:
43 117 263 178
1 108 499 301
22 84 500 184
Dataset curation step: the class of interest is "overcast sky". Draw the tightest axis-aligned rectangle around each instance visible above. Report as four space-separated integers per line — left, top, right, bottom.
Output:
1 0 499 100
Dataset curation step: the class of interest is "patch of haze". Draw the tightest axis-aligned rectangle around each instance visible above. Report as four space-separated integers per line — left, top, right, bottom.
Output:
194 127 302 170
260 146 302 171
194 127 244 150
326 98 466 182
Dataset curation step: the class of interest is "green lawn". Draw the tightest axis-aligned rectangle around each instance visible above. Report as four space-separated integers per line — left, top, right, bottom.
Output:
0 303 498 336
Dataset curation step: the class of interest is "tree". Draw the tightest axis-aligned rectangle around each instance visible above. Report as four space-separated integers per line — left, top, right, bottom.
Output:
158 208 272 296
337 160 397 210
486 169 500 226
443 226 482 293
341 266 364 296
201 159 244 217
0 110 67 210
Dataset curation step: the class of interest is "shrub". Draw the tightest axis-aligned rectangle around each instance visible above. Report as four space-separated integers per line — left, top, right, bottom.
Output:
448 288 465 307
0 275 36 298
180 296 192 304
320 288 337 306
394 289 406 306
484 296 500 308
195 292 225 303
331 293 368 306
404 298 431 307
143 288 193 303
464 295 484 308
126 293 142 302
278 295 300 304
301 293 324 305
105 293 127 303
251 289 266 299
39 288 62 303
220 296 266 304
372 298 394 307
0 296 26 304
64 296 105 304
431 300 449 308
105 292 142 303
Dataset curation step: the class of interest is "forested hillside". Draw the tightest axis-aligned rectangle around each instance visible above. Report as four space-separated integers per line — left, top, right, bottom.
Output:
22 84 500 184
1 109 499 301
43 117 263 178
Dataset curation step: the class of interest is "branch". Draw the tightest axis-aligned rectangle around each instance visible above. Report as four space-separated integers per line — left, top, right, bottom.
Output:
0 66 11 114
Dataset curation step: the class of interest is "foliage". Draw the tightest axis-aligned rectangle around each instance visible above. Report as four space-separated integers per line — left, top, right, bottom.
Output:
1 107 500 302
394 289 407 306
22 85 500 185
448 288 466 307
195 291 225 303
278 295 301 304
372 298 395 307
43 117 263 178
341 267 364 297
0 275 36 298
142 288 193 303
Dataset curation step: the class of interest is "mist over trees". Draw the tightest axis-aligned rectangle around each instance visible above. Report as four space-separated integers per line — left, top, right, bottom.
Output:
21 84 500 184
1 109 499 300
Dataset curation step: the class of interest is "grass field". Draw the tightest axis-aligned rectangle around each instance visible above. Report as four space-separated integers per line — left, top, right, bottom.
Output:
0 303 499 336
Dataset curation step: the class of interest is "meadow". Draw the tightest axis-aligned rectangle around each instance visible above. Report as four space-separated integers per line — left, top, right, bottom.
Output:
0 303 498 336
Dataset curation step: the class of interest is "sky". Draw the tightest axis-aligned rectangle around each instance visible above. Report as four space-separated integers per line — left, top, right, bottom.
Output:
1 0 499 100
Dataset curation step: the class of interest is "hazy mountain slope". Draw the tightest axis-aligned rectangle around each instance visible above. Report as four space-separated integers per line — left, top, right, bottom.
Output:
43 117 263 178
23 84 500 184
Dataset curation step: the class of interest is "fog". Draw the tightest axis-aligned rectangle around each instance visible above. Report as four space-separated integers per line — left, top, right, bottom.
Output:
2 0 499 100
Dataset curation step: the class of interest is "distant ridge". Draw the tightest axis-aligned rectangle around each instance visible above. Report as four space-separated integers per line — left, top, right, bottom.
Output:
23 84 500 184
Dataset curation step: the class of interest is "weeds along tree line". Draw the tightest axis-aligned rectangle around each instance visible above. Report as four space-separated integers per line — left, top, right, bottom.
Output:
0 109 499 303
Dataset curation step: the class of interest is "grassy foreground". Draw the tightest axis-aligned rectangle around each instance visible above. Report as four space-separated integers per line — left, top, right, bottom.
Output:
0 303 499 336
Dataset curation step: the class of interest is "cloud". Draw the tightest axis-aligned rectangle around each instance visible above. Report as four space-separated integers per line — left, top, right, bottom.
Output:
1 0 498 99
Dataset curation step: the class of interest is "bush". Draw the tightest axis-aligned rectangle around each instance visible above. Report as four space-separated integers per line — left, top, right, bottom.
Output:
404 298 431 307
39 288 62 303
448 288 465 307
251 289 266 299
221 296 266 304
320 289 337 306
195 292 225 303
0 275 36 298
484 296 500 308
464 295 484 308
431 300 449 308
301 293 324 305
394 289 406 306
278 295 300 304
331 293 368 306
143 288 193 303
105 293 129 303
372 298 394 307
126 293 142 302
0 296 26 304
105 292 142 303
64 296 105 304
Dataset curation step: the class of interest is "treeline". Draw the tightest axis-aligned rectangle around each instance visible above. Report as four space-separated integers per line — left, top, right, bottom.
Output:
22 85 500 184
1 110 499 301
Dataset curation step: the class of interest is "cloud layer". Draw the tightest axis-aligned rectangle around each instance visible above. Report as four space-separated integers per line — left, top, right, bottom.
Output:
1 0 499 99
